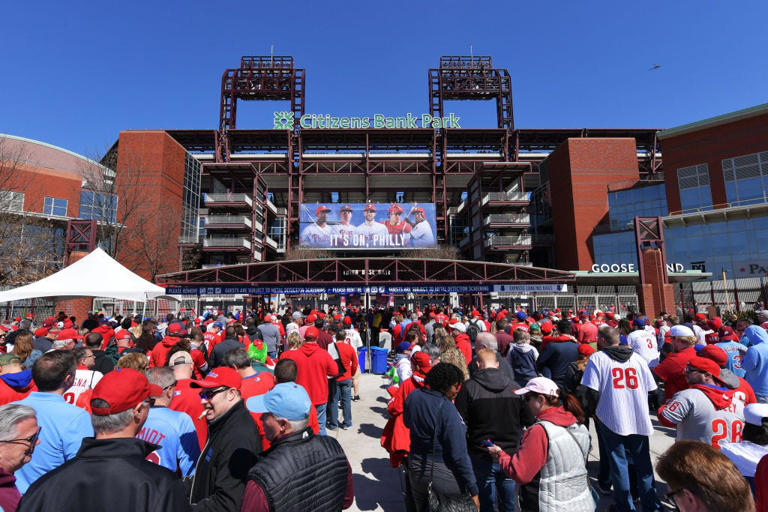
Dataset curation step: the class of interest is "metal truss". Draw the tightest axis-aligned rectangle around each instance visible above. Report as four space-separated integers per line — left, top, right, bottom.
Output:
157 258 575 288
65 219 97 265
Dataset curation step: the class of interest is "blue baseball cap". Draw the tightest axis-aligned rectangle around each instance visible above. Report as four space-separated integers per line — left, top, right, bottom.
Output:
516 311 526 321
396 342 412 353
634 317 646 328
246 383 311 421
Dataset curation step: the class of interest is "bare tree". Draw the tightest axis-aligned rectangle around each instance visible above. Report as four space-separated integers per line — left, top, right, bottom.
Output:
0 136 65 286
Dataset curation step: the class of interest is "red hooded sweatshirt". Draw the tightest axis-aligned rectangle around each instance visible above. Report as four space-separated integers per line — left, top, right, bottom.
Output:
0 370 36 406
279 342 337 405
498 406 580 485
455 333 472 364
149 336 181 368
381 369 429 467
93 324 116 350
657 383 737 428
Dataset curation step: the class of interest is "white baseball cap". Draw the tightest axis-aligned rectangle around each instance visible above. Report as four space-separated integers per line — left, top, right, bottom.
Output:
514 377 559 397
669 325 695 338
451 323 466 333
745 403 768 426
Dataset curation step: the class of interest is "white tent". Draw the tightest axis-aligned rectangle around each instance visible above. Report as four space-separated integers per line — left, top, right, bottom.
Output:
0 247 166 303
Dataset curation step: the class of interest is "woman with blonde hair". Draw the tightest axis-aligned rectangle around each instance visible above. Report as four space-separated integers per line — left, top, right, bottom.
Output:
434 329 469 381
116 352 149 373
285 331 304 351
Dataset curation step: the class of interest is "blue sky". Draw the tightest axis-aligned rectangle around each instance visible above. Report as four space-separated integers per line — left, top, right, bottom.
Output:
1 0 766 156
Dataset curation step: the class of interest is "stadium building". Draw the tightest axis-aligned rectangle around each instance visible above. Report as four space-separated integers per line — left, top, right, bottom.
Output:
13 55 768 317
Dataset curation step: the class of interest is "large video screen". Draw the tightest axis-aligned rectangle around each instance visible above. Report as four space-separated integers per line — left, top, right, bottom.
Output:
299 203 437 250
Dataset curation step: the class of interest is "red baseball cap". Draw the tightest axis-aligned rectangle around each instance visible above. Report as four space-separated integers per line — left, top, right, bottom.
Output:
264 314 272 323
190 367 242 390
695 313 708 322
540 321 553 335
315 205 331 215
340 205 353 212
411 351 432 374
34 327 49 337
56 328 80 341
699 345 729 368
168 323 188 335
343 316 352 326
719 326 738 341
413 207 426 215
388 204 404 214
578 344 596 357
363 203 376 212
91 368 162 415
304 326 319 340
116 330 133 341
688 356 721 378
306 314 317 324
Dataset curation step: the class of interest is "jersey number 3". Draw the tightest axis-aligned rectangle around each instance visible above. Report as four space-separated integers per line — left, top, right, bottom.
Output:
612 367 639 389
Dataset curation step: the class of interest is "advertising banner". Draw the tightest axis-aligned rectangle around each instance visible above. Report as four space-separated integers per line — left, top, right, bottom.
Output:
299 203 437 250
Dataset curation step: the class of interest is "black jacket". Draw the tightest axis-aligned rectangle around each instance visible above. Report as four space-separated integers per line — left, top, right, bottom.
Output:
188 400 261 512
209 338 245 368
248 428 350 511
468 351 516 382
535 340 579 387
18 437 189 512
454 368 534 457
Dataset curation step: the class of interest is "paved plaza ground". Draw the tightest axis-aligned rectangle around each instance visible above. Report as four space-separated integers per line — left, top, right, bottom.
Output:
332 372 677 512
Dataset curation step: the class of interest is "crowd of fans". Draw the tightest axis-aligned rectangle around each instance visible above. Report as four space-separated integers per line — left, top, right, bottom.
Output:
2 305 768 510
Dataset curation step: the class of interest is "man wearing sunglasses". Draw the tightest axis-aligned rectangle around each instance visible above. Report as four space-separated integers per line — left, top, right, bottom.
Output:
658 356 745 449
17 368 189 512
187 366 262 512
0 404 38 512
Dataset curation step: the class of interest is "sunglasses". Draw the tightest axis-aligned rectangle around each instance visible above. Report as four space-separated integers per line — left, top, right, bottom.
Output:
198 387 228 400
0 427 42 455
665 488 686 504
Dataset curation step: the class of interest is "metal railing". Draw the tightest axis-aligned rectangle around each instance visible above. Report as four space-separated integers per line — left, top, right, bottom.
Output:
484 235 532 248
481 191 528 205
484 213 530 225
203 193 253 206
204 215 252 228
203 237 252 249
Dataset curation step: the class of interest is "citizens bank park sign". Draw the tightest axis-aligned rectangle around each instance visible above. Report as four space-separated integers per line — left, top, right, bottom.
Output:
274 111 461 130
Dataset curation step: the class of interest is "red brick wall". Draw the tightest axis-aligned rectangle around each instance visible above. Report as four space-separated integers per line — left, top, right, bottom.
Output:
661 111 768 214
6 164 81 216
549 138 640 270
114 131 187 280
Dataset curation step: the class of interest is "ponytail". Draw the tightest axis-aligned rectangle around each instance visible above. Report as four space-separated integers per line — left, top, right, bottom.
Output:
562 393 586 424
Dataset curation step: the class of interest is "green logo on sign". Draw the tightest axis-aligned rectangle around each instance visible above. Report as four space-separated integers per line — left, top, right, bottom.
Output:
273 112 294 130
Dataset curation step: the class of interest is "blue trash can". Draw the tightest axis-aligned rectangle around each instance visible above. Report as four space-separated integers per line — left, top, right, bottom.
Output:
358 347 368 373
371 346 388 375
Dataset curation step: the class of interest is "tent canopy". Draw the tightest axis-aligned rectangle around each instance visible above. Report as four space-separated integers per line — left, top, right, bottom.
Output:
0 248 166 303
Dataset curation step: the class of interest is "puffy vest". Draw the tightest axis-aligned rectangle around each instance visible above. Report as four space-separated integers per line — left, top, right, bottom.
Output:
537 420 595 512
248 428 348 511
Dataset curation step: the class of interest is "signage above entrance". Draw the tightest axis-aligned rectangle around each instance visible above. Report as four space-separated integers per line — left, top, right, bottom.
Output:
590 263 685 273
274 112 461 130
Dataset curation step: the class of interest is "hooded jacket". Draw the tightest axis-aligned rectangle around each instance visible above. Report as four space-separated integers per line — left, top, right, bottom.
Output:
507 343 539 385
455 368 533 457
381 370 429 467
149 335 181 368
455 333 473 364
653 346 698 401
0 369 36 406
17 438 189 512
536 338 579 387
742 326 768 395
279 342 338 405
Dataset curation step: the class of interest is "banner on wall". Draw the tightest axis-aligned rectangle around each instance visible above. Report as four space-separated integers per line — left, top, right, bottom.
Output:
298 203 437 250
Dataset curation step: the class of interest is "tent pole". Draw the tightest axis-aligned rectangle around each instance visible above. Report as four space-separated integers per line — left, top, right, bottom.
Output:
142 299 147 318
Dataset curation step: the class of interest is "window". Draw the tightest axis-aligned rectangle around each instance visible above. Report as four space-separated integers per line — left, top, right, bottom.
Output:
181 153 202 243
0 190 24 212
608 184 667 231
677 164 711 212
43 197 68 216
722 151 768 206
78 190 118 222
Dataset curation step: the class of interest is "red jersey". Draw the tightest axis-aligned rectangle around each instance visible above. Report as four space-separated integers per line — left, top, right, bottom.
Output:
510 322 530 332
203 332 222 353
385 220 412 235
653 347 698 401
170 378 207 449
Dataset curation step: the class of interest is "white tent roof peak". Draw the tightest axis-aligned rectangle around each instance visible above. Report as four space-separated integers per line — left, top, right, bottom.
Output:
0 247 166 303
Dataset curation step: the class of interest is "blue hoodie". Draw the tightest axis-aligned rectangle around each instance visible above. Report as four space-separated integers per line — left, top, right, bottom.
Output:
741 326 768 395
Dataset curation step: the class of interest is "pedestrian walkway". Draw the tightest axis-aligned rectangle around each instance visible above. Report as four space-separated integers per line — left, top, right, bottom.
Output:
335 373 676 511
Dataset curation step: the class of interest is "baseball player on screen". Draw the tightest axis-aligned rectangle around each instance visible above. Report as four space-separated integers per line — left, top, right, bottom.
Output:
332 204 356 247
355 203 388 248
299 205 333 247
384 204 412 248
408 206 435 247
